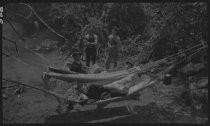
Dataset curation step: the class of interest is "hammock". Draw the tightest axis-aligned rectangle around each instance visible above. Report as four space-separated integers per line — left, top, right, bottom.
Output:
44 68 136 83
43 58 169 83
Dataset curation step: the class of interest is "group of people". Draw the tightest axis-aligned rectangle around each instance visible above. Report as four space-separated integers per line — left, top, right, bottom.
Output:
69 27 122 74
42 27 135 106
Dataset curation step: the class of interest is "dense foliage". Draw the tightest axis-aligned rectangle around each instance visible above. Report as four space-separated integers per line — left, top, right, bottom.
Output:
5 2 207 63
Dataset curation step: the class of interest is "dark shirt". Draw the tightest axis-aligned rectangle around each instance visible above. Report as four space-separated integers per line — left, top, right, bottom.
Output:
86 34 97 48
70 61 86 74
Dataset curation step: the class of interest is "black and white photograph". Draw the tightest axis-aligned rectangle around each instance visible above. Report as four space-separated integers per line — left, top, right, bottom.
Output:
2 1 208 124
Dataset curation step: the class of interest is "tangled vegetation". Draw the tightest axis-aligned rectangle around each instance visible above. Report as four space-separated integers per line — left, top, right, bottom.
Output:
5 2 207 63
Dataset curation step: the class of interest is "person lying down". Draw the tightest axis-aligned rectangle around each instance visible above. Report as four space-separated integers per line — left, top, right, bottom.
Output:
64 72 144 105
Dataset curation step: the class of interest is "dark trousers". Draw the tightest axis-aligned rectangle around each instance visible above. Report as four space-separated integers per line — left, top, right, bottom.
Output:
105 55 118 70
85 46 97 67
105 47 119 70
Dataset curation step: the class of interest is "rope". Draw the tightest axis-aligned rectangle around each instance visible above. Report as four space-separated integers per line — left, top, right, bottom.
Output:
171 45 207 71
176 46 207 65
19 3 68 40
164 43 205 60
118 42 206 65
86 43 206 72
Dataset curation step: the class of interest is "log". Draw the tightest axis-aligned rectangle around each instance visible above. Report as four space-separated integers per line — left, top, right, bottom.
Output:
48 66 76 74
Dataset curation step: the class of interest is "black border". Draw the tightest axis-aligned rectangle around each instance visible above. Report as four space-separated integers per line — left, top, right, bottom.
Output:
1 0 209 125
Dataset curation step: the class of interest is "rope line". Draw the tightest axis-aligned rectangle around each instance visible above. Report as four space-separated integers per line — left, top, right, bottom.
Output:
118 42 206 64
176 46 207 65
82 43 207 71
164 43 206 60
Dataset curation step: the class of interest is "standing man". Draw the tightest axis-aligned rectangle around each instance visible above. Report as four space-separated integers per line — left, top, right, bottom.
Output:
84 31 98 67
106 27 121 70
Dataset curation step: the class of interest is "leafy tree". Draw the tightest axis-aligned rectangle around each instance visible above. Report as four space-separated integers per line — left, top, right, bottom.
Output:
4 2 207 64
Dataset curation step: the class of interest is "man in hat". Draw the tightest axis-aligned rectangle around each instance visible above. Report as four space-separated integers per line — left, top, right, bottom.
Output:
106 27 121 70
70 51 87 74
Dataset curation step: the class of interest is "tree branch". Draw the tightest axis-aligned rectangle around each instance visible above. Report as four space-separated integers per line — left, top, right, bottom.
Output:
4 16 25 42
2 36 19 54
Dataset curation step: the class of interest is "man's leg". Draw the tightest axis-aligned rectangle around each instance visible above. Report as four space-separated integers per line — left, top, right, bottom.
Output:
86 47 91 67
105 48 113 70
92 47 97 65
106 55 112 70
113 56 118 68
113 49 119 68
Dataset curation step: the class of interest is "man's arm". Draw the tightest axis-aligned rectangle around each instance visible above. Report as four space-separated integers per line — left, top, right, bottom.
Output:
94 34 98 45
117 36 122 51
107 35 112 47
83 35 89 46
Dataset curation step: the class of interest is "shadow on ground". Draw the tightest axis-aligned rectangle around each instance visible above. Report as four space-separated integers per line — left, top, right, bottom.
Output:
45 103 200 123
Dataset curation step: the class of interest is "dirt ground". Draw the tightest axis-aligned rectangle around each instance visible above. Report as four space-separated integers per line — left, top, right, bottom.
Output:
2 21 208 124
